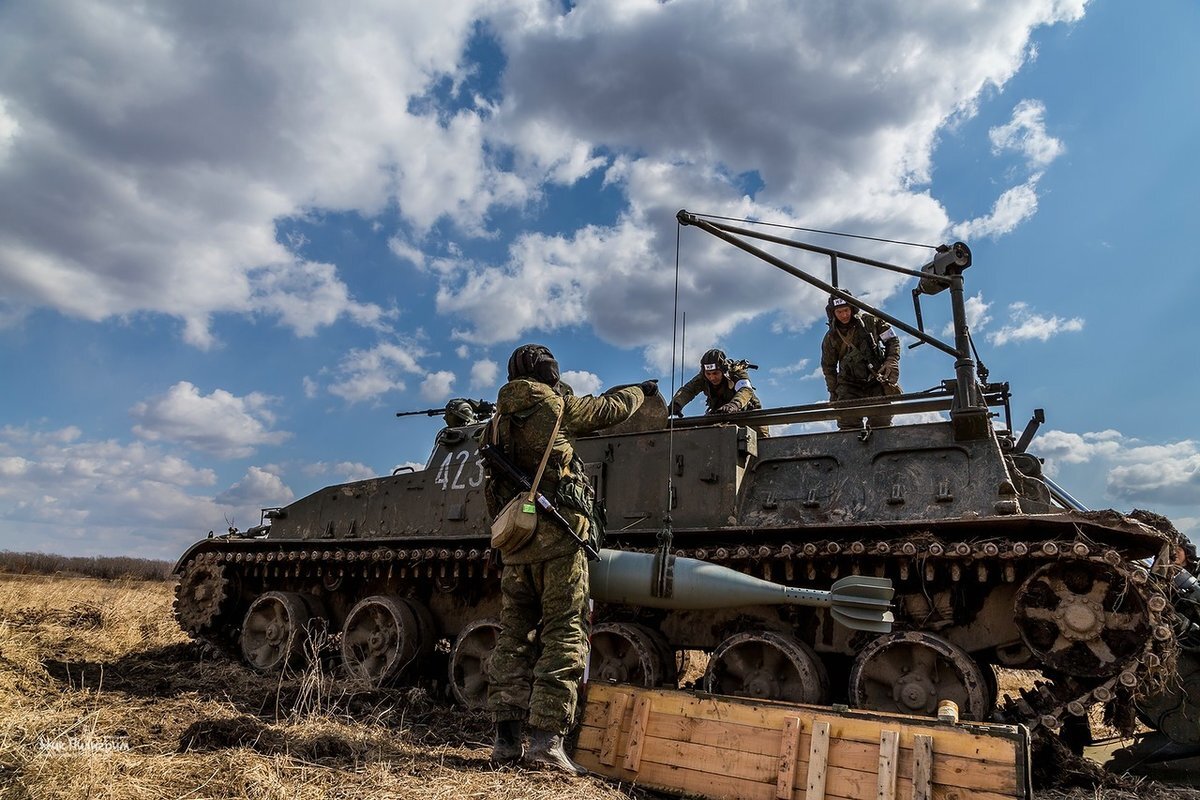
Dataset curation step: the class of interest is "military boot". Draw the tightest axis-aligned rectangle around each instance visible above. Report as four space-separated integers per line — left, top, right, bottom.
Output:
524 728 586 775
490 720 523 763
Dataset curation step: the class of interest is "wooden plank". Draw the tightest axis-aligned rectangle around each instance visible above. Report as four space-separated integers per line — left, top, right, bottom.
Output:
877 730 899 800
578 717 1018 794
582 686 1020 763
600 691 631 766
913 735 933 800
579 739 1018 800
777 716 804 800
622 694 652 772
575 685 1027 800
806 720 830 800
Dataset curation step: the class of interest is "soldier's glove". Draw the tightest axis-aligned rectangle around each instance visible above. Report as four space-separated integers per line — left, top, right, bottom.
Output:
877 362 899 385
715 401 742 414
638 380 659 399
668 401 684 417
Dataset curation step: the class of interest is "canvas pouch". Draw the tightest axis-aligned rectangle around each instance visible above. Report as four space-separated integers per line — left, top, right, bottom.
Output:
489 403 563 555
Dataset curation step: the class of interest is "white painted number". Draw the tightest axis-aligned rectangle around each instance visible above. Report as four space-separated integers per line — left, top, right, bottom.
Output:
449 450 471 490
437 449 484 491
468 452 485 488
434 453 453 490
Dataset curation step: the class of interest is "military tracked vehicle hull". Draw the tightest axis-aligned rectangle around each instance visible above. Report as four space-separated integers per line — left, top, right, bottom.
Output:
174 394 1191 740
174 212 1200 747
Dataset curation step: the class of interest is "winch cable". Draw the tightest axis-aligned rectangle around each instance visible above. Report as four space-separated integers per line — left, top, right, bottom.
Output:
689 211 938 251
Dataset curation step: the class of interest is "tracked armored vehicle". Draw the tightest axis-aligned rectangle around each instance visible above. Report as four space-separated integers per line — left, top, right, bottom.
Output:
174 211 1200 747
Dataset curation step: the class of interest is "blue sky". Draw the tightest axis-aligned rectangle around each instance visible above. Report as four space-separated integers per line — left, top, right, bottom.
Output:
1 1 1197 560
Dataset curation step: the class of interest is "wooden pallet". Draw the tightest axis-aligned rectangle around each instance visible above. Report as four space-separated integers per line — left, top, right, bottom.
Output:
574 683 1031 800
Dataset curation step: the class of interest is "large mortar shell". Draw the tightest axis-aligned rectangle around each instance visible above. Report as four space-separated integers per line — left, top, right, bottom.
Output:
590 549 894 632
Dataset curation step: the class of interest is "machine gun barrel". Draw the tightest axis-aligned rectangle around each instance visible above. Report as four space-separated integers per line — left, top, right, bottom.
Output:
479 444 601 561
590 549 894 633
395 408 445 418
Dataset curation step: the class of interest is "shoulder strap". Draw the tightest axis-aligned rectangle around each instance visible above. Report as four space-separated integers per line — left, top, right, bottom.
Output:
526 401 564 502
835 326 855 355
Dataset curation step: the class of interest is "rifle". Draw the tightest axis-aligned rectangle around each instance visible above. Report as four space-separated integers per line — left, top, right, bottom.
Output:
479 443 601 562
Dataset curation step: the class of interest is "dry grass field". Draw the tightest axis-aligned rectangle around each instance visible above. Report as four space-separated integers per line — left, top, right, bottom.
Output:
0 574 1186 800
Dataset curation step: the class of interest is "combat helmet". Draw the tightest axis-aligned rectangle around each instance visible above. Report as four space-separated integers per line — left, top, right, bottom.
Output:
443 399 476 428
700 348 729 374
507 343 560 387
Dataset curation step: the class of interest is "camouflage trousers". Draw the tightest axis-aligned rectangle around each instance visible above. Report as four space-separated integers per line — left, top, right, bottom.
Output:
834 381 894 430
487 548 590 735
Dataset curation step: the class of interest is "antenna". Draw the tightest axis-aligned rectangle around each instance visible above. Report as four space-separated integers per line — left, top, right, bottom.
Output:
656 223 685 597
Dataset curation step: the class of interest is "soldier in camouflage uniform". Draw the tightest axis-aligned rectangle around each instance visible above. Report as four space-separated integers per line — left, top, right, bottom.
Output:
483 343 650 774
821 293 901 430
670 348 768 437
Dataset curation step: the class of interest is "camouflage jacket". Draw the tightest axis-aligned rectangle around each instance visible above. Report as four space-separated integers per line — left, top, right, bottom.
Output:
671 365 761 415
483 379 644 564
821 314 900 395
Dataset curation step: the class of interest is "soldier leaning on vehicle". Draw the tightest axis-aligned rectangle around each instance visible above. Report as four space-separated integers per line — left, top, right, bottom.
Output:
670 348 768 437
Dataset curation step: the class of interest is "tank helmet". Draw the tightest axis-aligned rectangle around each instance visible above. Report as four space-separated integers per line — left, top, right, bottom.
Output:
826 291 858 323
700 348 729 374
507 343 560 387
443 399 475 428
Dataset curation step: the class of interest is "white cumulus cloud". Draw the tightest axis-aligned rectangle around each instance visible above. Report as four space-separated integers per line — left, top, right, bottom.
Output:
988 301 1084 345
561 370 604 396
469 359 499 391
215 466 294 511
327 340 427 404
130 381 290 458
0 424 225 558
420 370 456 402
1034 429 1200 509
989 99 1065 168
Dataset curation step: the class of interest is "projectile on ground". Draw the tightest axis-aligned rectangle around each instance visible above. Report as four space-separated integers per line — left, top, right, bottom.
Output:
589 548 894 633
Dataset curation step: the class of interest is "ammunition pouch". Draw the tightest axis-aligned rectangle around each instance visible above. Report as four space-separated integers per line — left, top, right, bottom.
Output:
556 473 605 551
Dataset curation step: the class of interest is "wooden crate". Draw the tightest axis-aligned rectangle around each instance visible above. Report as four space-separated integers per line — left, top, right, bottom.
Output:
574 683 1031 800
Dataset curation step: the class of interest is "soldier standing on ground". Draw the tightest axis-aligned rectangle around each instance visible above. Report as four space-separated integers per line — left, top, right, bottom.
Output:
483 343 651 774
670 348 768 437
821 294 901 429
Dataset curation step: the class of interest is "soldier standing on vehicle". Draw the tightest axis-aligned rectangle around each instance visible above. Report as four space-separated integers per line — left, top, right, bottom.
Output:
670 348 768 437
483 343 651 774
821 293 901 429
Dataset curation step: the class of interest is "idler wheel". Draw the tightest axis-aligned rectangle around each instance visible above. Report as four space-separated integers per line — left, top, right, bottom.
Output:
240 591 312 672
448 618 502 709
1137 649 1200 746
341 596 433 687
175 560 230 633
589 623 668 687
849 632 990 720
703 631 829 704
1014 561 1149 677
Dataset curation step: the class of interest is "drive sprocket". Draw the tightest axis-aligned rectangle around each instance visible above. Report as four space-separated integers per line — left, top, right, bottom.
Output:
174 559 231 634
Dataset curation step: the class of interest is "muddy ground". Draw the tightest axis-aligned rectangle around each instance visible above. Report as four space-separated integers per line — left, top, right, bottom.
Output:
0 574 1192 800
